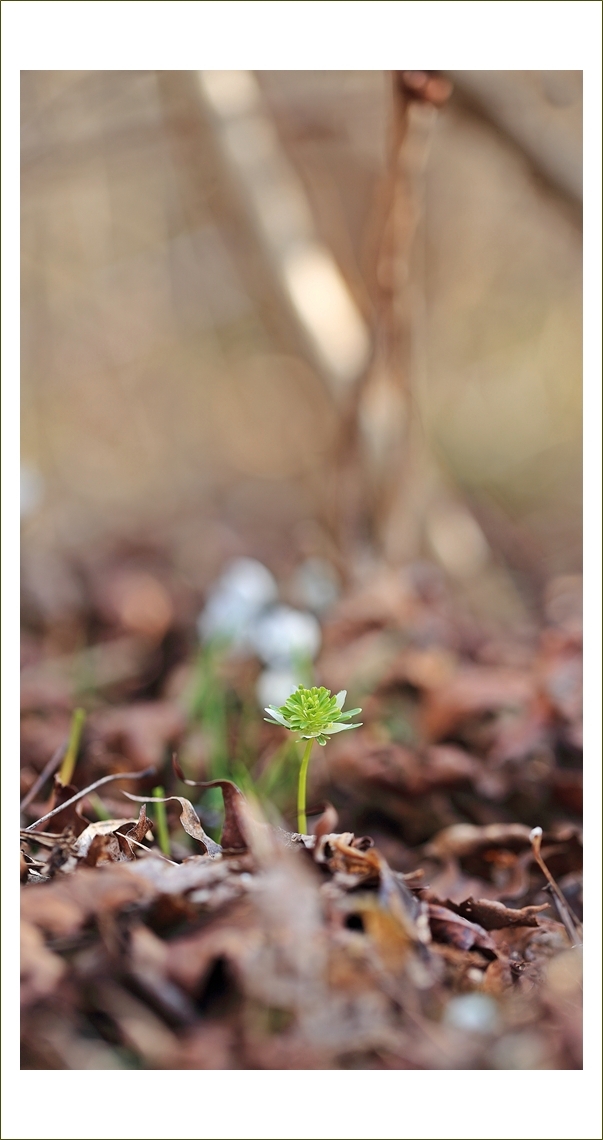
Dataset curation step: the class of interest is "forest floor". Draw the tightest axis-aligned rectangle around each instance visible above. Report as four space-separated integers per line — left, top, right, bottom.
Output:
20 550 582 1070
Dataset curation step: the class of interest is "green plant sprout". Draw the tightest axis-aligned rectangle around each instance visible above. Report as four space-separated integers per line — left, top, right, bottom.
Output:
264 685 362 834
58 707 86 787
152 785 171 857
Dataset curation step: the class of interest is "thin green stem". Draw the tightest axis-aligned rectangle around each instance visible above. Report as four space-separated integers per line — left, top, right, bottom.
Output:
297 739 313 835
58 707 86 787
89 794 111 821
152 786 171 857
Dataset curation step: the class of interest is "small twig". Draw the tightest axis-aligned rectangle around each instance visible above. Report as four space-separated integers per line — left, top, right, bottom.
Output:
20 742 67 812
20 829 66 845
529 827 583 946
126 835 178 865
23 767 156 831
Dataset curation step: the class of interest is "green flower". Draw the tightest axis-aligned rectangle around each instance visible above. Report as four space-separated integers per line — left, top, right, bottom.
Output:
265 684 362 746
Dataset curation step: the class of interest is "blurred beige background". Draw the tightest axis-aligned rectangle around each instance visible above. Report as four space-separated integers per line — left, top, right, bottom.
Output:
21 71 582 610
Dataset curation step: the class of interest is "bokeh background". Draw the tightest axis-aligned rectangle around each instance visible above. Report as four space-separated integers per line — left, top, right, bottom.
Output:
21 70 582 630
19 72 584 1073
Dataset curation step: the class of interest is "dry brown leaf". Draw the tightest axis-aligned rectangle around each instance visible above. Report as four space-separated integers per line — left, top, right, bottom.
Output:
327 738 480 800
122 792 222 855
314 832 382 884
21 921 66 1006
21 864 156 936
450 897 550 930
427 905 499 959
425 822 532 862
173 761 251 852
421 666 535 742
126 803 153 846
72 817 138 861
312 802 340 840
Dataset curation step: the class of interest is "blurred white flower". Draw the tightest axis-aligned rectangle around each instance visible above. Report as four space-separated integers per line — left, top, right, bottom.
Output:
443 994 500 1034
20 464 44 519
250 604 321 667
197 557 278 648
256 667 299 710
291 557 340 615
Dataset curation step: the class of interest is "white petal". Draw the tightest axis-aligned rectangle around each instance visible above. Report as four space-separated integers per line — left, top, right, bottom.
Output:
264 707 289 727
323 721 361 734
334 690 347 710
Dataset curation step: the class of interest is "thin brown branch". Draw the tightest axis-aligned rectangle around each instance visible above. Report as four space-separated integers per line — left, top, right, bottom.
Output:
23 768 156 832
20 741 67 812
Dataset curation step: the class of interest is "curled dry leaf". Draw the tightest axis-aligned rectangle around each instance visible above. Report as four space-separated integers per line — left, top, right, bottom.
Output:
122 792 222 856
83 833 128 866
314 832 381 883
192 780 248 852
41 776 87 836
450 897 550 930
72 818 138 861
377 857 423 932
427 905 499 959
340 892 417 974
425 822 532 862
126 803 153 846
312 801 339 841
173 759 249 852
315 832 423 946
426 847 535 905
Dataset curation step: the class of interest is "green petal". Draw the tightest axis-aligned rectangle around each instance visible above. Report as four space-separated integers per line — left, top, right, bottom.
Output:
334 689 347 710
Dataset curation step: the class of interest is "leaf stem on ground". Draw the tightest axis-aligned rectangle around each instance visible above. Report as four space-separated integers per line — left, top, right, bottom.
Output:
530 827 583 945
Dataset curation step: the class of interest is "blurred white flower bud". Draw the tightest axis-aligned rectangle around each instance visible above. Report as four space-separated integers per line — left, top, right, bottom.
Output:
443 994 500 1034
250 605 321 667
291 557 340 615
198 557 278 647
256 667 299 710
20 464 44 519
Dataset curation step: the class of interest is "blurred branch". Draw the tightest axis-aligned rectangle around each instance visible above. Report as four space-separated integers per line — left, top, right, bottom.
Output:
194 70 371 397
340 74 455 564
